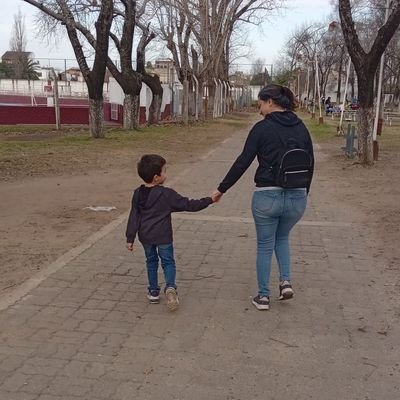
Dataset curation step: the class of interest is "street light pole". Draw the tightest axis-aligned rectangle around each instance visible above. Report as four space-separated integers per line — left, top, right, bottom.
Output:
338 56 352 135
305 62 310 110
315 55 323 124
372 0 390 147
312 63 317 119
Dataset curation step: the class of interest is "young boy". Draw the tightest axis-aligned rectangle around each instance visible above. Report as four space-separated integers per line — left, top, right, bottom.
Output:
126 154 217 311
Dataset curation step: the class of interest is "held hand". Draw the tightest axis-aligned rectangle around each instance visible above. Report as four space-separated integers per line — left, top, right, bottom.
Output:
126 243 134 251
211 190 223 203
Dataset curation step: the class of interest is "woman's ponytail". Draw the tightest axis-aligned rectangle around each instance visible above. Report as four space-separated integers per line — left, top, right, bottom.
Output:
258 84 297 111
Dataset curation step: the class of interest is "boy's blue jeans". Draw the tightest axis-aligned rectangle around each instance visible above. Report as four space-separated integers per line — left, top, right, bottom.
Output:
142 243 177 293
251 188 307 297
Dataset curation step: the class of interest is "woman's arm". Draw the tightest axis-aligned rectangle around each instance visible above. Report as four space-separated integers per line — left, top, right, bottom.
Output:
217 126 259 193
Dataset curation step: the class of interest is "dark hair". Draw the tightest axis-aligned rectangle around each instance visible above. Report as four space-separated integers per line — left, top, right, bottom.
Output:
258 84 297 111
137 154 166 183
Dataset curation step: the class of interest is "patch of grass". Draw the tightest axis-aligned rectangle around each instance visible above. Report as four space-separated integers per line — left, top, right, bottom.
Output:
300 112 338 140
0 125 60 134
380 124 400 151
0 113 255 180
0 116 252 153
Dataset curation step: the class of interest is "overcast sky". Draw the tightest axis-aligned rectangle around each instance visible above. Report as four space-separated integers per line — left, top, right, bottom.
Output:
0 0 333 71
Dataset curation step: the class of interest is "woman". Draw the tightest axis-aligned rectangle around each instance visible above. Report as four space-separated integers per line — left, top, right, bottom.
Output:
213 84 314 310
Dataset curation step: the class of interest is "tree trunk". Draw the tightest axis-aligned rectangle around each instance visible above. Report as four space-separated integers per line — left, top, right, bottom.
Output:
89 98 104 138
349 66 355 99
142 74 163 125
357 75 375 164
336 52 343 103
357 106 374 164
188 90 195 118
149 93 162 125
123 94 139 130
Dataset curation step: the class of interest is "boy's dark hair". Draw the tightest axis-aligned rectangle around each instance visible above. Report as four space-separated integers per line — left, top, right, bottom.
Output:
258 84 297 111
137 154 166 183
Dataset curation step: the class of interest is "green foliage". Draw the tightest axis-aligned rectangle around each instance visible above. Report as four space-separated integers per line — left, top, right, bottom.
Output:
301 112 337 140
273 70 292 86
2 55 40 80
22 58 40 80
0 62 10 79
250 72 270 86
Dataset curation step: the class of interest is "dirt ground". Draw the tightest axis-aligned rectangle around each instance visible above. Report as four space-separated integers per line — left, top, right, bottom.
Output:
0 115 253 294
0 113 399 297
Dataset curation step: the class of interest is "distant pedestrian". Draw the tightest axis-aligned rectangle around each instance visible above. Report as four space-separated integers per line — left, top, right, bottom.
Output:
212 84 314 311
325 96 332 115
126 154 218 311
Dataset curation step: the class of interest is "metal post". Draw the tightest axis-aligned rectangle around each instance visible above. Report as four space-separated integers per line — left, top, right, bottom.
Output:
220 80 225 116
297 72 300 101
315 55 323 124
312 66 317 119
213 78 218 118
338 57 352 135
373 0 390 142
305 62 310 110
50 68 61 130
218 79 223 116
192 75 199 121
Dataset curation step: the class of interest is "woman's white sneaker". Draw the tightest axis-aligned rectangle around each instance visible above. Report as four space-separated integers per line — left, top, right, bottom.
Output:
252 295 270 310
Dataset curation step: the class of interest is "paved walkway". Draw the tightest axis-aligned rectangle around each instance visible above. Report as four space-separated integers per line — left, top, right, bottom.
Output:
0 124 399 400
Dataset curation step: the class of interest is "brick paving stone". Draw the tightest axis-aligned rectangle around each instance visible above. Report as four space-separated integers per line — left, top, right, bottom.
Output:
0 122 399 399
0 391 37 400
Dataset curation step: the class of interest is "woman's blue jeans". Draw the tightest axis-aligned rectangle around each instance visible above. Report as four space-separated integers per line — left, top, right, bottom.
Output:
251 188 307 297
142 243 177 293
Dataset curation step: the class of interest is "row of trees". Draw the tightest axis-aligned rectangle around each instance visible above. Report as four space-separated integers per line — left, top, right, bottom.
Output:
22 0 285 137
275 0 400 164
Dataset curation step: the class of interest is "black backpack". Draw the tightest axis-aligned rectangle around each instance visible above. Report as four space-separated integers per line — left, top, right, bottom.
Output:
275 136 313 189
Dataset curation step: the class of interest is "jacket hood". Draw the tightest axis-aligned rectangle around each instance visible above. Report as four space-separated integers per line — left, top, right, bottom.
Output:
134 185 163 211
266 111 302 127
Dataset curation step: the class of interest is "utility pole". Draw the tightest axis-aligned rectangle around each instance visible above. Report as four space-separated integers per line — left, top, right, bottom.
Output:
372 0 391 160
50 68 61 130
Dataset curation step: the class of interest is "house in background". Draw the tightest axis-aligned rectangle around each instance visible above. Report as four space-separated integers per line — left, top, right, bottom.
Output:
63 67 84 82
1 51 34 65
146 58 176 85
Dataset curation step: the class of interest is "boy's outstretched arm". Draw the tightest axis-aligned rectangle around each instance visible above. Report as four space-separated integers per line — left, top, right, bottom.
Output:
126 193 140 245
167 188 213 212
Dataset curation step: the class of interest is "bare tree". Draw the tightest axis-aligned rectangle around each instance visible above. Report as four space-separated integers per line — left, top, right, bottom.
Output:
156 0 193 124
153 0 285 120
10 9 27 52
194 0 285 116
9 9 29 80
134 1 164 124
339 0 400 164
108 0 142 129
24 0 114 138
136 23 164 124
251 58 266 76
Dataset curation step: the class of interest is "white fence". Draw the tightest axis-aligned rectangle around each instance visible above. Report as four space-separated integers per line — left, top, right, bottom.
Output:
0 79 109 100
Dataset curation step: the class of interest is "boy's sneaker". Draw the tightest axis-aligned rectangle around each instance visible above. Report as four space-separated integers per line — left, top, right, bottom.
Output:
279 280 294 300
165 287 179 311
252 295 270 310
147 290 160 304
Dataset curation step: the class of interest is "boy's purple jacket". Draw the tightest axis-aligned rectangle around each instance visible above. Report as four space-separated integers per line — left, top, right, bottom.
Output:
126 185 212 245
